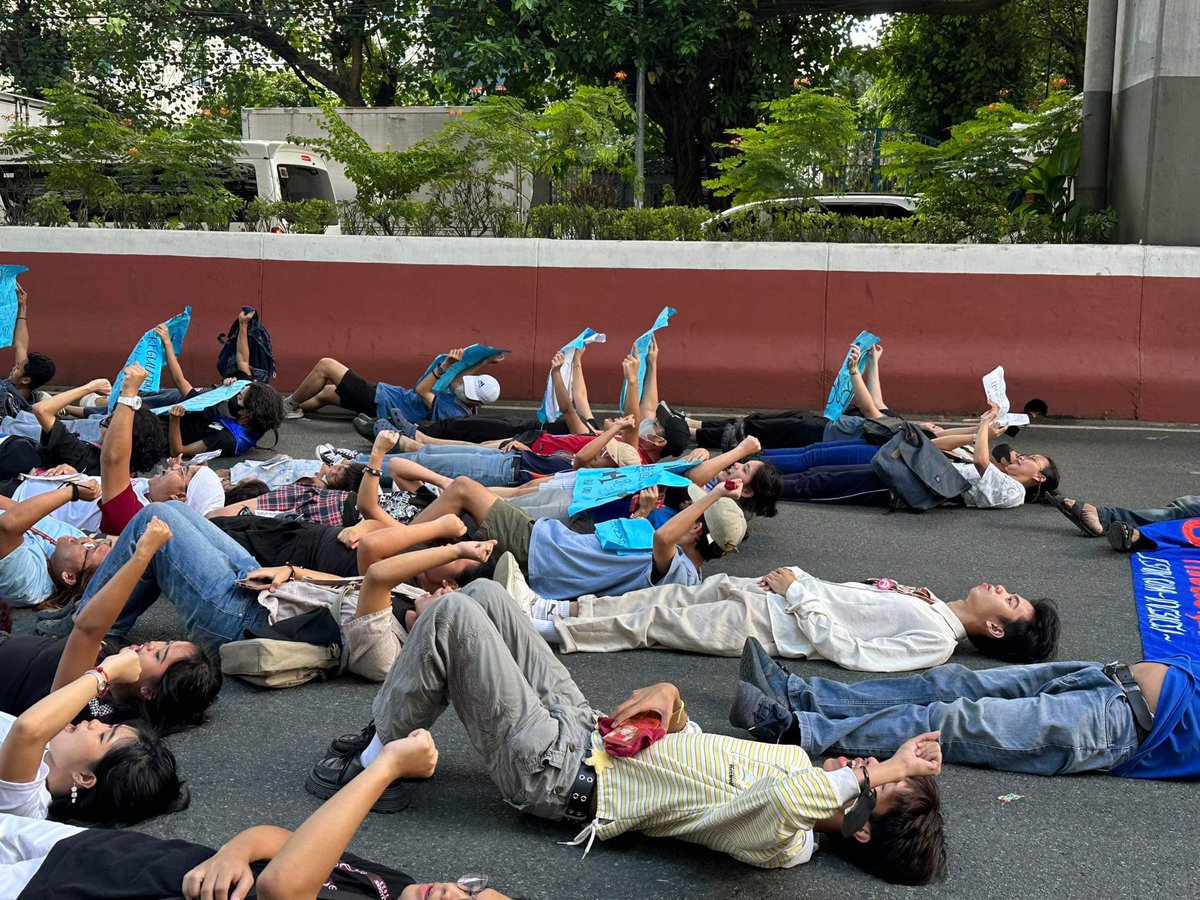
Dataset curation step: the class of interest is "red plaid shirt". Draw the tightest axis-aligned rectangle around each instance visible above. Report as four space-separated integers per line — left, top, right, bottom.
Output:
256 483 350 526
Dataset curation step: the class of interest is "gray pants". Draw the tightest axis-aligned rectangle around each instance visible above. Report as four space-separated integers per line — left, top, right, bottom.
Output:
1099 495 1200 528
372 580 593 821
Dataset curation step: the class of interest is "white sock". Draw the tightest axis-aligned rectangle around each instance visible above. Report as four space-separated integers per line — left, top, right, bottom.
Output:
531 597 556 621
358 734 384 767
555 600 573 619
531 618 562 642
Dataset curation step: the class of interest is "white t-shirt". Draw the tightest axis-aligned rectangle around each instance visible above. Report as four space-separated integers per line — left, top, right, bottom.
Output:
0 712 52 820
950 462 1026 509
0 813 85 900
11 477 151 532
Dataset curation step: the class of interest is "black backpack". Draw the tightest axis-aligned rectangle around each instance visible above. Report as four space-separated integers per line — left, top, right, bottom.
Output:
870 422 971 512
217 306 276 383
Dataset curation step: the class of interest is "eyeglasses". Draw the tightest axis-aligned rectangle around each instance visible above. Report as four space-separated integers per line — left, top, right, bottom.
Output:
98 415 112 429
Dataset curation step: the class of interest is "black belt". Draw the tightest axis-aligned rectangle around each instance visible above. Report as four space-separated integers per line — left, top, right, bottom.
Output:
562 757 597 823
1104 663 1153 744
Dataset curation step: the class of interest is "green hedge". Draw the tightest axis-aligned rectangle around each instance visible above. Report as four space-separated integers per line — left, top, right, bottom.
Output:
527 205 711 240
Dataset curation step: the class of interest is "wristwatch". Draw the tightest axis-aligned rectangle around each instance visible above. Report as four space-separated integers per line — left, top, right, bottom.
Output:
116 395 143 411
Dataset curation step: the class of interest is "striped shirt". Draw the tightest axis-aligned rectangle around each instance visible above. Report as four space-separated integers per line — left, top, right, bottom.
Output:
591 728 859 868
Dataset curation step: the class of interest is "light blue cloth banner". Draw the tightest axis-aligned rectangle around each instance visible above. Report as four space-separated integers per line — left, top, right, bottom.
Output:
1129 518 1200 662
418 344 509 394
569 458 698 516
595 517 655 555
823 330 881 421
153 379 247 415
0 265 29 350
618 306 676 409
539 327 606 423
109 307 192 411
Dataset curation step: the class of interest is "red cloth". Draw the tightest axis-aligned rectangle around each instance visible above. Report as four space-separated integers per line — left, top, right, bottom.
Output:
529 432 650 464
98 483 146 536
597 713 667 758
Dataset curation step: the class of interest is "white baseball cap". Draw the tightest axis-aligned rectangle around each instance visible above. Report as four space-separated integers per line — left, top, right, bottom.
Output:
462 374 500 404
185 466 226 516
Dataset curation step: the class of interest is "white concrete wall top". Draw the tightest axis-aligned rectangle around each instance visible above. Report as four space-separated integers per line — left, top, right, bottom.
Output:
3 227 1199 279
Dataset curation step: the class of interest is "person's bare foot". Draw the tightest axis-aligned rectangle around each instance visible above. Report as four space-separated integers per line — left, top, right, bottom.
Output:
1069 500 1104 536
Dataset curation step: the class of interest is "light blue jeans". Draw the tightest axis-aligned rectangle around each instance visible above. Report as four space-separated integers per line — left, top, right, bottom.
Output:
2 411 103 444
781 662 1140 776
355 445 519 487
77 501 267 647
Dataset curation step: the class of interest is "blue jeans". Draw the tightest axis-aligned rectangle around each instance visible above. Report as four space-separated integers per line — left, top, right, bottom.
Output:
763 440 877 474
355 446 519 487
2 412 103 444
777 662 1140 776
77 388 184 417
1100 496 1200 529
77 501 267 647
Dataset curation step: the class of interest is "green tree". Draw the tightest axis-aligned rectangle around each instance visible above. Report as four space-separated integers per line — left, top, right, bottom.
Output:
703 90 859 206
197 65 336 130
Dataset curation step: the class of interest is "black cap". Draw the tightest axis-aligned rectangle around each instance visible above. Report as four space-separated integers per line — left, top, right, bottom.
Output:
656 403 691 458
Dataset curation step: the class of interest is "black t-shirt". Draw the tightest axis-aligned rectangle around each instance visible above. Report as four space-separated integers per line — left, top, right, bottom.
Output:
212 516 359 577
40 420 102 475
517 449 574 481
0 634 126 718
178 390 239 456
17 829 414 899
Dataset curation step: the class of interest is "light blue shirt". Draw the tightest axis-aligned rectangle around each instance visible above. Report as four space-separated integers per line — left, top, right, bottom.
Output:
0 514 85 608
526 518 700 601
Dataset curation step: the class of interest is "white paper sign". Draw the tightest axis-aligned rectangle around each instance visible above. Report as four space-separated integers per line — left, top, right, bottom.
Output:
982 366 1031 428
186 450 223 465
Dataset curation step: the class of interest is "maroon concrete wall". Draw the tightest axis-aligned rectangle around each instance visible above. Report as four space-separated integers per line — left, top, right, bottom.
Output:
0 234 1194 421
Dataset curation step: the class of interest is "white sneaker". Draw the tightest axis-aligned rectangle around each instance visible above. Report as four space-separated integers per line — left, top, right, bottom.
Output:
282 395 304 419
493 551 544 616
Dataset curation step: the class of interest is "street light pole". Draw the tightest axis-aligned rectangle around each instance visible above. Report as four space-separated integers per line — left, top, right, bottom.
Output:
634 0 645 208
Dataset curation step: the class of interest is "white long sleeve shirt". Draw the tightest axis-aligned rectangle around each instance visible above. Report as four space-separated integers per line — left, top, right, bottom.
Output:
765 567 968 672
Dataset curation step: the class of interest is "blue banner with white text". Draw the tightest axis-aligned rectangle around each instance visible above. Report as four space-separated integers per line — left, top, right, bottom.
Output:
1129 518 1200 662
0 265 28 350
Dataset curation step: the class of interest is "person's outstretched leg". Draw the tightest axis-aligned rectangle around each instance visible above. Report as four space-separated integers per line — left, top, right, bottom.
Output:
743 411 826 448
555 574 776 655
457 580 590 710
781 464 890 505
1098 495 1200 528
289 357 348 405
763 440 876 474
371 592 589 817
78 501 263 644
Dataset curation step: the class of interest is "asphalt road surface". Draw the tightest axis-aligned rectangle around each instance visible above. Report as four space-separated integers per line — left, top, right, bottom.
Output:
12 410 1200 899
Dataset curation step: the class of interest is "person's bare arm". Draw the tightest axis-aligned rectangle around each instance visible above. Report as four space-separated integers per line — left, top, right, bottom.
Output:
687 436 762 486
973 403 1001 476
166 404 209 457
101 364 149 500
0 648 141 786
235 309 254 379
386 457 453 492
571 343 595 426
845 345 884 420
415 348 462 407
52 518 171 691
639 336 660 423
573 415 634 469
0 479 99 559
652 480 741 577
354 541 494 620
621 347 640 423
11 282 29 372
549 352 587 435
358 431 401 526
153 323 193 396
865 343 886 410
31 378 111 434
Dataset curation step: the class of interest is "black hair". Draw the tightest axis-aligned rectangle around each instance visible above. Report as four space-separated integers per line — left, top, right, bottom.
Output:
696 519 727 562
128 407 169 475
825 775 947 885
744 460 782 518
968 597 1060 663
113 647 223 734
41 565 97 613
48 720 189 826
242 384 284 447
337 462 367 493
23 352 56 390
224 479 270 504
1026 456 1060 503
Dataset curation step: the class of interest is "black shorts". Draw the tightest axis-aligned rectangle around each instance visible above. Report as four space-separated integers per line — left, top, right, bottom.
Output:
336 368 378 417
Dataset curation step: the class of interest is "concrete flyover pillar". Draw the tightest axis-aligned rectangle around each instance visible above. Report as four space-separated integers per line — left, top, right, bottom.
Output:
1109 0 1200 245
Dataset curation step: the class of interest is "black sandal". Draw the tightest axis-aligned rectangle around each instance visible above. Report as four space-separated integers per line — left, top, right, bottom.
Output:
1106 521 1151 553
1048 495 1100 537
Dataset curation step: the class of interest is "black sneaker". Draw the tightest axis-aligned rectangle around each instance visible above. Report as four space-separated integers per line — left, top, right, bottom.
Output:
328 721 376 756
316 443 358 466
35 609 77 638
305 745 410 813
